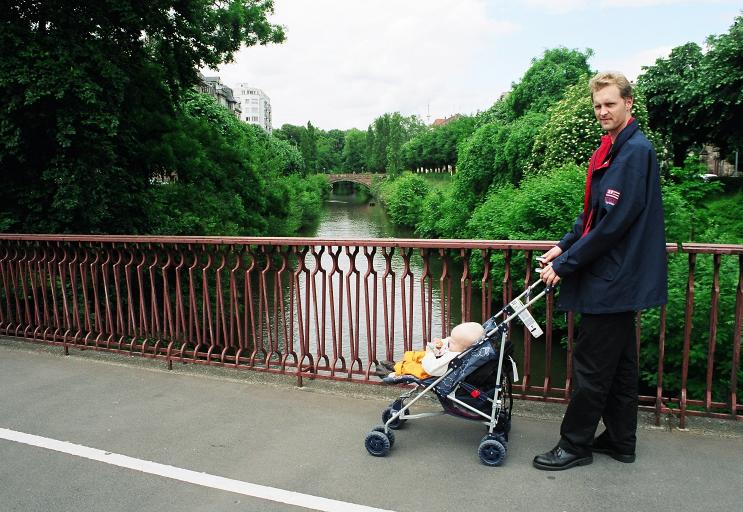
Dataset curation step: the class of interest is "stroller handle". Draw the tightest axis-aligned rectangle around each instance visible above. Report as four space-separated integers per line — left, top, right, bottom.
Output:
484 278 552 338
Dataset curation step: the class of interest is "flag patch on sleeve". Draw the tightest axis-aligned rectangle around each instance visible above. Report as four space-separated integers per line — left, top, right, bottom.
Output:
605 189 621 205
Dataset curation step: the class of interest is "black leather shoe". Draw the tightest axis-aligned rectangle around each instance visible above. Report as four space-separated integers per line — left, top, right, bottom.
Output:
592 434 635 463
533 446 593 471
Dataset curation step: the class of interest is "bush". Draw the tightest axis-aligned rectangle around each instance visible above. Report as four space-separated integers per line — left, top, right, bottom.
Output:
466 163 585 241
378 173 431 228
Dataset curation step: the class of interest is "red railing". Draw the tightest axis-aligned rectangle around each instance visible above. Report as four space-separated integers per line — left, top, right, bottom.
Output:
1 235 741 427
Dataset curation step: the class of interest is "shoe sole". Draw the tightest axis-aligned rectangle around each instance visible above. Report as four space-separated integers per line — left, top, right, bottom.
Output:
532 456 593 471
592 447 635 463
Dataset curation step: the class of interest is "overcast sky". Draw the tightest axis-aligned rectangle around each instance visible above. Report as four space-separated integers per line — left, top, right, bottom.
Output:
211 0 740 131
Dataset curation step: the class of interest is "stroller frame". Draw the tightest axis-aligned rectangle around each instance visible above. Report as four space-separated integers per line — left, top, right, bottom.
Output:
364 280 551 466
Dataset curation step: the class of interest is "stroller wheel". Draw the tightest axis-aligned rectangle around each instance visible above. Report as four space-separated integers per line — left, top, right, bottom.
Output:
382 406 407 430
365 430 391 457
371 425 395 447
478 438 506 467
482 432 507 449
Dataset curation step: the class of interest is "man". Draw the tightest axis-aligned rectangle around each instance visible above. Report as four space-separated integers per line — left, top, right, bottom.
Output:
533 71 667 471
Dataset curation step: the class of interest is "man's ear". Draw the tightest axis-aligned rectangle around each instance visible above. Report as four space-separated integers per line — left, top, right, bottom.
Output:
625 96 634 112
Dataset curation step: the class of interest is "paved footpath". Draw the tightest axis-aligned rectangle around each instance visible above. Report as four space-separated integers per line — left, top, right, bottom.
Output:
1 338 742 512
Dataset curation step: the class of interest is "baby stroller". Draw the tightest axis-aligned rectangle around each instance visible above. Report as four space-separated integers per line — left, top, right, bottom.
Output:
364 280 550 466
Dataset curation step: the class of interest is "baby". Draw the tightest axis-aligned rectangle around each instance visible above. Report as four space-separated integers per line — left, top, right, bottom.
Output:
379 322 485 379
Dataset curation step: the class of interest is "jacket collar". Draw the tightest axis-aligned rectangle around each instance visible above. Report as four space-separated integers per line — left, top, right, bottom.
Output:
607 119 638 160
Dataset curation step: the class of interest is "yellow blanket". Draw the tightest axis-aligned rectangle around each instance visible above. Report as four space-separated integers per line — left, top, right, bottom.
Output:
393 351 431 379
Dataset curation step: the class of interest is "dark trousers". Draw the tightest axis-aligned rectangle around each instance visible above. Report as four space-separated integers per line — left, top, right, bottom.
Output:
558 311 638 456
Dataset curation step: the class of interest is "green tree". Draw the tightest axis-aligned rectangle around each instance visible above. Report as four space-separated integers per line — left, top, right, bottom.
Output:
0 0 284 234
401 115 427 140
301 121 318 173
365 125 376 173
317 129 345 173
147 92 268 235
508 47 593 118
476 94 515 127
342 128 367 172
148 92 326 236
273 123 305 148
500 111 547 184
372 114 390 173
378 173 430 227
637 43 705 166
692 15 743 157
466 163 585 241
637 16 743 163
453 123 508 203
401 116 477 173
386 112 404 177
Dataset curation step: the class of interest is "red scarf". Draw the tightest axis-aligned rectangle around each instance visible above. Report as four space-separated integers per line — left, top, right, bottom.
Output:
581 117 634 237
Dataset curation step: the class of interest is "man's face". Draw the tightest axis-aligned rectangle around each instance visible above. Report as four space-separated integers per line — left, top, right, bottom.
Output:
592 85 633 137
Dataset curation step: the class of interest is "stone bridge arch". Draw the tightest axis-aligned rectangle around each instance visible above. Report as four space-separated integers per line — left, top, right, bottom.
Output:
325 173 377 189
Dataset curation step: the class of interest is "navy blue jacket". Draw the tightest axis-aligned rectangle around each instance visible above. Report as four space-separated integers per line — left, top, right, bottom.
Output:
551 121 668 314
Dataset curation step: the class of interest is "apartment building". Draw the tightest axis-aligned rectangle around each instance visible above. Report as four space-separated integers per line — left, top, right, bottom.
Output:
234 84 272 133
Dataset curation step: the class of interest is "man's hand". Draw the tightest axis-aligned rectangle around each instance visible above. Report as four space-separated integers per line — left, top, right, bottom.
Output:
540 264 561 287
538 246 563 287
538 246 563 267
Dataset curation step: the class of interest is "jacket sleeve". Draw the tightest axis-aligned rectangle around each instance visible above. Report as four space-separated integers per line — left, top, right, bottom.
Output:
557 213 584 252
551 149 649 278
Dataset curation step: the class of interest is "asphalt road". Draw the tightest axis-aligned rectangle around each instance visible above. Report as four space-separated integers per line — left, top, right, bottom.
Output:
1 339 742 512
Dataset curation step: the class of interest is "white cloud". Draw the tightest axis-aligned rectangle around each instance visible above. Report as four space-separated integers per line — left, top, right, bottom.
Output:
522 0 729 14
522 0 591 14
212 0 520 130
592 45 674 81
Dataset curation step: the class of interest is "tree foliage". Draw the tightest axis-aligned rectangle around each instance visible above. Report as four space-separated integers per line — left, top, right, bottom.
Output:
466 163 585 241
638 15 743 162
0 0 285 234
508 47 593 118
692 15 743 156
146 92 326 236
401 116 476 172
342 129 367 172
378 173 431 227
365 112 425 174
637 43 705 166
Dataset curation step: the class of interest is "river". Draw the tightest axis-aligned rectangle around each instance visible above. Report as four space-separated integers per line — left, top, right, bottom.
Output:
304 188 567 384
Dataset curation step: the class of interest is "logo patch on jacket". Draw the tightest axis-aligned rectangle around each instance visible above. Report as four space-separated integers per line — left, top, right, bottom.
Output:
605 189 621 205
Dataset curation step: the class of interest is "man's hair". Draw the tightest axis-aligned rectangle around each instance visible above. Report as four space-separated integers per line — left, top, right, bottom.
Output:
589 71 633 99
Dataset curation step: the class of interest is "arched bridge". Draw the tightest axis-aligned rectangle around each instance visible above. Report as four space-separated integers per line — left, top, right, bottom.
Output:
325 173 377 188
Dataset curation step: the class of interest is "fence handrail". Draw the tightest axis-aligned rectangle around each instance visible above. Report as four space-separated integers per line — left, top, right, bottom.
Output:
0 234 693 253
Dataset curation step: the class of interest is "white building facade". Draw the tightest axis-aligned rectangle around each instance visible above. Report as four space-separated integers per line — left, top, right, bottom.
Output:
234 84 272 133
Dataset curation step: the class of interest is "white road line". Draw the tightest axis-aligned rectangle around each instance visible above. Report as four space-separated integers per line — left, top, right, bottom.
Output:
0 427 395 512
